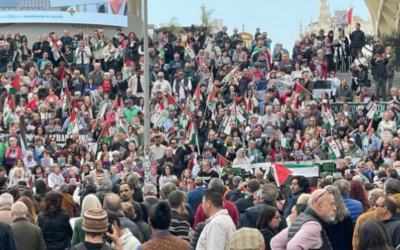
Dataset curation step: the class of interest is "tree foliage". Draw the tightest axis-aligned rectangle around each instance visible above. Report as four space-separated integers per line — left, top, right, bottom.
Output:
166 17 184 33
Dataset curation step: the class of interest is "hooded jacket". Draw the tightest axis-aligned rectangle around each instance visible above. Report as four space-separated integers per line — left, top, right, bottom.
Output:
238 201 287 231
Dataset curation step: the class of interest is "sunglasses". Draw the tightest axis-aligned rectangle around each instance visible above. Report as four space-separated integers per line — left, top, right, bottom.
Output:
374 203 385 208
315 190 331 203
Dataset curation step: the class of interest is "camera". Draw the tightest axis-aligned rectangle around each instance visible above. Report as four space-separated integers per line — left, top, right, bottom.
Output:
241 169 253 181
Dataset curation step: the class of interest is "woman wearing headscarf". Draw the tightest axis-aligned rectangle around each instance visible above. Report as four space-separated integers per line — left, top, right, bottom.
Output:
232 148 250 165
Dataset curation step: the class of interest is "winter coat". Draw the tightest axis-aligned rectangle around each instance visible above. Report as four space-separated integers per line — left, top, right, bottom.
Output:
325 215 353 250
371 58 388 81
386 54 396 77
190 222 205 250
11 217 46 250
349 30 365 49
238 201 287 231
260 226 278 250
336 85 353 102
38 212 72 250
342 196 363 225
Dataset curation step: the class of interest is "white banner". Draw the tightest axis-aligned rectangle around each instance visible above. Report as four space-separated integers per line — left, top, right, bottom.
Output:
232 158 361 175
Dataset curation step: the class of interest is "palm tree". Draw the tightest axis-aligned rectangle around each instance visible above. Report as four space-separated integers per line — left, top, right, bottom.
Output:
200 4 217 32
166 17 184 34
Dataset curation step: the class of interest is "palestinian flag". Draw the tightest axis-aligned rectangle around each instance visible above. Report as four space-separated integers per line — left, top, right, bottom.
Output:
65 80 72 106
312 80 331 99
5 94 15 124
99 121 110 144
221 66 239 84
193 83 202 101
60 68 66 83
5 76 20 94
118 120 126 134
159 46 165 60
273 163 319 187
207 85 216 104
322 137 342 159
188 119 198 146
119 97 125 111
295 81 308 100
115 40 126 61
167 92 179 110
112 97 119 110
95 39 104 51
179 112 190 130
218 153 231 176
294 96 300 109
322 105 335 129
184 44 196 62
67 110 77 135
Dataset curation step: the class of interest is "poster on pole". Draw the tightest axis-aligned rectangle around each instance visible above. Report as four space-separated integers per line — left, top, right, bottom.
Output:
335 10 348 28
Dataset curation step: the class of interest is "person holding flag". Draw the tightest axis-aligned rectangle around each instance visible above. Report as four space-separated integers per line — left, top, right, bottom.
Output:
251 39 271 70
351 105 368 128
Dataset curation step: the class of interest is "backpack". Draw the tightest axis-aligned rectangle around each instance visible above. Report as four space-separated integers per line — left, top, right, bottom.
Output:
69 242 114 250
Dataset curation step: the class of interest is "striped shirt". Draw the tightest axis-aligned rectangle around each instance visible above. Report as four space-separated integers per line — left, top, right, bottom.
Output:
169 210 190 242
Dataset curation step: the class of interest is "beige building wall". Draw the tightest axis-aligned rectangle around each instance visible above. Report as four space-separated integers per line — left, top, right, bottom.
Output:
364 0 400 36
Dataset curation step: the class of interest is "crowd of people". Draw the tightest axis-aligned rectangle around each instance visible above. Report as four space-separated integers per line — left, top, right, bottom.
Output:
0 20 398 250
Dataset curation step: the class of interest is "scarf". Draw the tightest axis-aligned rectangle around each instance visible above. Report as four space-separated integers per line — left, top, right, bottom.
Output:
52 38 60 49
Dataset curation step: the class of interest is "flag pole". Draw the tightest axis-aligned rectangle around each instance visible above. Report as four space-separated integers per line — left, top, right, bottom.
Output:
201 104 208 122
304 143 325 161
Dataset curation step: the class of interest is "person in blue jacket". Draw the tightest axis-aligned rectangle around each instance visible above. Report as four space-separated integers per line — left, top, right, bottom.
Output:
283 175 311 218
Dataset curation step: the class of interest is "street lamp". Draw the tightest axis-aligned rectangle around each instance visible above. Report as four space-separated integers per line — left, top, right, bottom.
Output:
142 0 151 183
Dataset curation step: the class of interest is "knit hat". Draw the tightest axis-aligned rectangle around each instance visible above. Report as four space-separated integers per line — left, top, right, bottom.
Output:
82 208 108 233
229 228 264 250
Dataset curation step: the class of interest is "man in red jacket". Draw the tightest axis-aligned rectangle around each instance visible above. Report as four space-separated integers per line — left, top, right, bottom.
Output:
193 178 239 228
